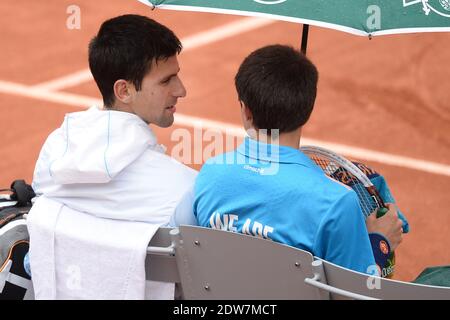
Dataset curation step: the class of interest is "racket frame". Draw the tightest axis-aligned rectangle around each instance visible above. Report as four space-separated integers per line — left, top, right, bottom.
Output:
300 145 386 211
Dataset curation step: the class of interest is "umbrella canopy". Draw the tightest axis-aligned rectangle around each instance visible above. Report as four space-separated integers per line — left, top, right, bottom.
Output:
140 0 450 36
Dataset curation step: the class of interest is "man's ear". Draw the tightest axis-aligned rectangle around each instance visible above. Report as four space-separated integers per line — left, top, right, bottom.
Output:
240 101 253 122
113 79 133 104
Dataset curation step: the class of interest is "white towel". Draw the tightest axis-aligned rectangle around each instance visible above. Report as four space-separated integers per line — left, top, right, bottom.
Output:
27 196 174 300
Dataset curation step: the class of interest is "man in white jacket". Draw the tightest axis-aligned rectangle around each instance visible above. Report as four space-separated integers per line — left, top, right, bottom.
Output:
32 14 197 223
27 15 197 299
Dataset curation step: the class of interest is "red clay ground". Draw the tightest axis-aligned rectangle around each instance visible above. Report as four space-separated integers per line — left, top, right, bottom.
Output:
0 0 449 282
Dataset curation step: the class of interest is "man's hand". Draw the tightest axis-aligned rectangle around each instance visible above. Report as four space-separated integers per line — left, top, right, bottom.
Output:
366 203 403 251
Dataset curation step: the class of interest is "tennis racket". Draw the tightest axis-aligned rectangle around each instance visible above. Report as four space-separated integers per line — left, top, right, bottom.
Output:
300 145 394 278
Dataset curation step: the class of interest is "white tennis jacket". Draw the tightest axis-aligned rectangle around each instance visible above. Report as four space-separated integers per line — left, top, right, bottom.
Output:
31 106 197 224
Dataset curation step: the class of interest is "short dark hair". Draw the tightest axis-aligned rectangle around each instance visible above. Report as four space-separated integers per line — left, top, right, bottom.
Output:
88 14 182 107
235 45 318 133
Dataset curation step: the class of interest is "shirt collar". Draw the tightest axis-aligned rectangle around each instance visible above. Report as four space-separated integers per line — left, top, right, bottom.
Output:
92 106 167 154
237 137 317 168
147 126 167 154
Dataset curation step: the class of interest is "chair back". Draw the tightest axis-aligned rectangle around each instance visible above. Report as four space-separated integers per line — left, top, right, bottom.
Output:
309 258 450 300
170 226 323 300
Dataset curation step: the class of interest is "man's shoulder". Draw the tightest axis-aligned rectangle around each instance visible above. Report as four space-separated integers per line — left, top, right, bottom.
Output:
154 152 197 173
203 151 240 165
198 151 241 172
296 164 355 195
290 169 359 215
194 151 245 187
131 149 198 185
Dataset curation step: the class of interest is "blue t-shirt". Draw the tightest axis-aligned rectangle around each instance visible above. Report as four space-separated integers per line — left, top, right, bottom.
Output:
193 137 377 274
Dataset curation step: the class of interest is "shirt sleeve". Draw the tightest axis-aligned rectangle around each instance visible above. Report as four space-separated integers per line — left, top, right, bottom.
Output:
169 185 198 227
313 191 377 275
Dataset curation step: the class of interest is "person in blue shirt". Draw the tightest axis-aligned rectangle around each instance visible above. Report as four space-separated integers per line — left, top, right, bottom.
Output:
173 45 405 276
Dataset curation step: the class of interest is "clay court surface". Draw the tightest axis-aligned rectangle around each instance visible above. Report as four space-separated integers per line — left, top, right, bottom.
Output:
0 0 449 282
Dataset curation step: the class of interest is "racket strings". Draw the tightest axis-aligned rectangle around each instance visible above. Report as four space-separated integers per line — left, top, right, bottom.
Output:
351 183 378 217
308 155 377 218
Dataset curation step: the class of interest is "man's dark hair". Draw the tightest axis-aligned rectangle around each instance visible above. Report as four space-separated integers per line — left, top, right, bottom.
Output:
88 14 182 107
235 45 318 133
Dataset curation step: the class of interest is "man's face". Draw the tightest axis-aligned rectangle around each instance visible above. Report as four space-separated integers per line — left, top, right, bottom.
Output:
131 55 186 127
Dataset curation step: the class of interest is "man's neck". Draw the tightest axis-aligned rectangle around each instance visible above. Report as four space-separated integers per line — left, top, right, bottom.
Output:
248 127 302 150
109 102 132 113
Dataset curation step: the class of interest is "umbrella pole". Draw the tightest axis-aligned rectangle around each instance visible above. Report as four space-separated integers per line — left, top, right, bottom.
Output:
301 24 309 55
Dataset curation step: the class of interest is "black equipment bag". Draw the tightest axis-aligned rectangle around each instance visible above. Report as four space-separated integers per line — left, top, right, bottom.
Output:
0 180 35 300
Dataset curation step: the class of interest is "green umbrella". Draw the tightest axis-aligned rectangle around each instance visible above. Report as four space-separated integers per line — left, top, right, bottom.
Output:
140 0 450 52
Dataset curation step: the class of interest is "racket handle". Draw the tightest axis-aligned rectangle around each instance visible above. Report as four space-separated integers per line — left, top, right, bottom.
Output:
375 206 396 278
376 207 388 218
